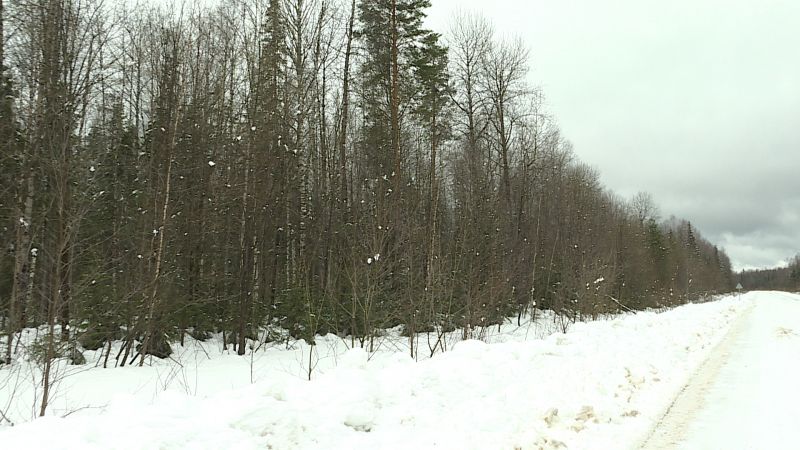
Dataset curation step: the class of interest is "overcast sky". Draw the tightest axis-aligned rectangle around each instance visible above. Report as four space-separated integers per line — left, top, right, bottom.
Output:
425 0 800 271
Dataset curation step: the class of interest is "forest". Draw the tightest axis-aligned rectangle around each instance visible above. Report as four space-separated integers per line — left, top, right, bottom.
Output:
739 255 800 291
0 0 734 393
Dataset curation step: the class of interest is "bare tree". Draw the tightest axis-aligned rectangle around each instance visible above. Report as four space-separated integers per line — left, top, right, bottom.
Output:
483 35 529 213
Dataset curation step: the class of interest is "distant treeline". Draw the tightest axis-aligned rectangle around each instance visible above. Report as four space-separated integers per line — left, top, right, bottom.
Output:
1 0 734 375
739 256 800 291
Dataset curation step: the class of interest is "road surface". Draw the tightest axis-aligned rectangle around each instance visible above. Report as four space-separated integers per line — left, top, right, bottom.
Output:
640 291 800 450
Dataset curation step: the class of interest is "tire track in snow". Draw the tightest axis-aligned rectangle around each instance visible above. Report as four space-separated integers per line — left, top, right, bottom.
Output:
637 301 755 450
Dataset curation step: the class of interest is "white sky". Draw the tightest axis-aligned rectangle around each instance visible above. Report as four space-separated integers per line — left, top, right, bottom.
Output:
426 0 800 271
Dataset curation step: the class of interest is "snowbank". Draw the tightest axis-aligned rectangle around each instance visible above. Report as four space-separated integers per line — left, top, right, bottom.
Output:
0 294 751 449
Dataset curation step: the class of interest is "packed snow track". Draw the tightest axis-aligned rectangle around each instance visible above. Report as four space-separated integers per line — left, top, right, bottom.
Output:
640 291 800 450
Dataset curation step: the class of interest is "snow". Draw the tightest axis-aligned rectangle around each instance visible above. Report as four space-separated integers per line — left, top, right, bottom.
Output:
643 291 800 449
0 294 760 449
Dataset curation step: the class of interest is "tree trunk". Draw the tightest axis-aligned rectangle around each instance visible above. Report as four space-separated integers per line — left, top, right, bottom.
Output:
389 0 401 189
5 173 34 364
337 0 355 213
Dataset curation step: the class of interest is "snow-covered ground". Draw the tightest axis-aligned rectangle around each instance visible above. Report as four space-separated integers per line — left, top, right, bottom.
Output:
0 293 761 449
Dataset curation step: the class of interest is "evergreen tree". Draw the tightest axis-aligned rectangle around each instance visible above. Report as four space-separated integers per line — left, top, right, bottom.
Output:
356 0 435 181
645 219 669 291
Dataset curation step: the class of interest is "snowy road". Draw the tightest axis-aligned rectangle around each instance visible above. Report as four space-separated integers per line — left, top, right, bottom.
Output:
641 291 800 450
